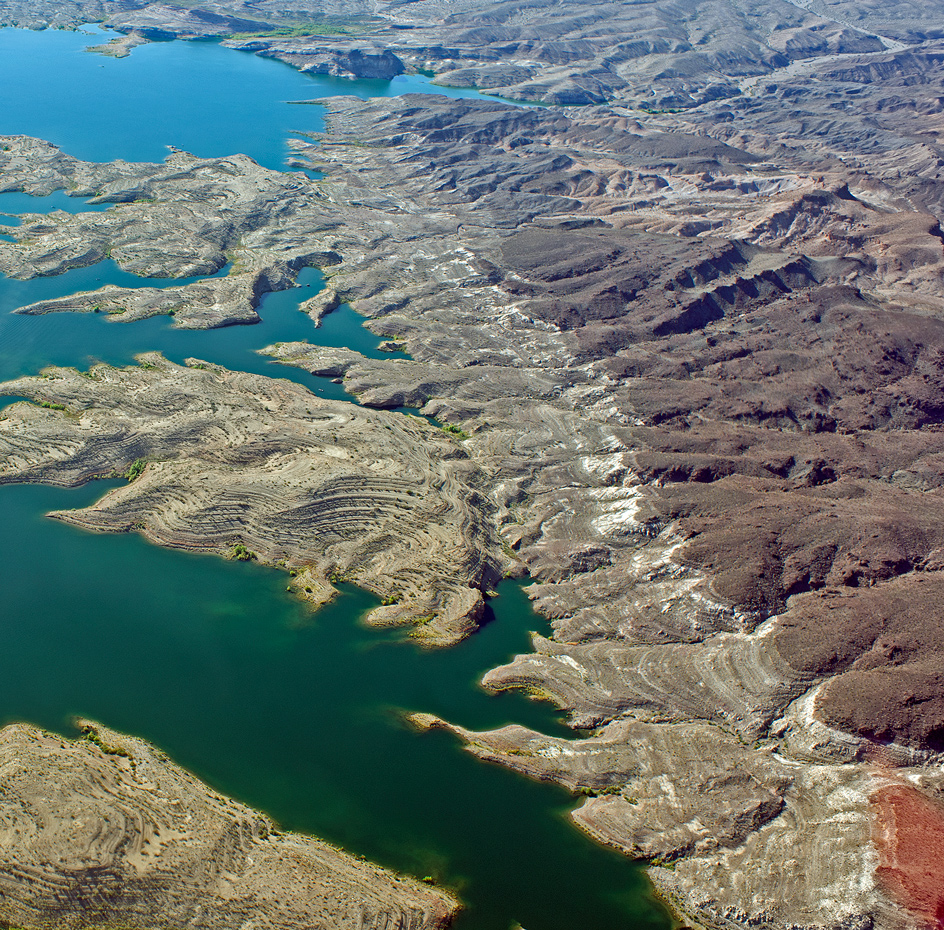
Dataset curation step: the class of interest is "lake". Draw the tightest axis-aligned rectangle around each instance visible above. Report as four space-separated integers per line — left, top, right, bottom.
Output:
0 24 673 930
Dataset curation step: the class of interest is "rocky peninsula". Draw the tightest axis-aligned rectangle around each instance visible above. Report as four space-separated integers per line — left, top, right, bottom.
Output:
1 1 944 928
0 354 507 645
0 720 456 929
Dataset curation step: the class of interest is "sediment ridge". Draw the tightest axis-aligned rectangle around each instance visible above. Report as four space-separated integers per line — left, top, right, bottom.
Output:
2 3 944 928
0 355 508 645
0 719 457 930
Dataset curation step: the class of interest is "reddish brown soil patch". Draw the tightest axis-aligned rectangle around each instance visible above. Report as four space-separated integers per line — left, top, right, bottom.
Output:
871 782 944 928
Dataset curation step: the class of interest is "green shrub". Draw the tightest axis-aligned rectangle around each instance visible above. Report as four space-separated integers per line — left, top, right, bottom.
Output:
229 543 257 562
440 422 468 439
124 458 147 481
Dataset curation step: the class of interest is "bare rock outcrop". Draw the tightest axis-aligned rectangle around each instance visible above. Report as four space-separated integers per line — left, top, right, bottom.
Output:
0 720 457 930
190 0 889 109
105 2 275 39
0 136 342 328
0 355 508 644
0 0 935 112
3 11 944 927
0 0 915 109
272 94 944 929
411 711 889 930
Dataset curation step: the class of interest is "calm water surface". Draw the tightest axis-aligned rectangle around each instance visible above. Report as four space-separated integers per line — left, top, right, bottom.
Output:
0 263 393 402
0 25 673 930
0 25 498 168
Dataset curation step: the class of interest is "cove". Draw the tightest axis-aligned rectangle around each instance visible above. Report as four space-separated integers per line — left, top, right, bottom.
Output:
0 480 669 930
0 24 675 930
0 25 500 170
0 190 114 217
0 262 396 403
0 248 672 930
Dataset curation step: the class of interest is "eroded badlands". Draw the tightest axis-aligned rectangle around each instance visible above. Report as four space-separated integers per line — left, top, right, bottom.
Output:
3 1 944 927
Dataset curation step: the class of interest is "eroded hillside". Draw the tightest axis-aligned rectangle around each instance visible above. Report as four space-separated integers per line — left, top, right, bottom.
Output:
2 1 944 928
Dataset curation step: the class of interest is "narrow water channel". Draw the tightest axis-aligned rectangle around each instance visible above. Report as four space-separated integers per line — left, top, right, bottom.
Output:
0 263 387 400
0 24 675 930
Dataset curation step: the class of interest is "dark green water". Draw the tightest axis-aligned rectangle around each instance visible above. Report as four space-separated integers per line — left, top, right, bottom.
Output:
0 482 669 930
0 25 673 930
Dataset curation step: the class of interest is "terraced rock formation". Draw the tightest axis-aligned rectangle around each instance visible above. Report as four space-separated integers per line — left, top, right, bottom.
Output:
271 95 944 928
5 82 944 925
0 136 343 328
91 0 905 107
0 720 457 930
3 4 944 928
217 0 890 108
1 0 927 105
0 355 508 644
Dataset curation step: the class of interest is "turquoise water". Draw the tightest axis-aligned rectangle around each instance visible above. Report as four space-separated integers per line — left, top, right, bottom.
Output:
0 190 114 218
0 26 500 169
0 263 390 398
0 25 673 930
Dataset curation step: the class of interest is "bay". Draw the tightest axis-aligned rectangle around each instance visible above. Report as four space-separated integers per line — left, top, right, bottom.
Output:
0 25 673 930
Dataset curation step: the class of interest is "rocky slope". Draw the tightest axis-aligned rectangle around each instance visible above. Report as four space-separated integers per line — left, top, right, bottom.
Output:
0 720 456 930
4 82 944 925
215 0 888 108
2 3 944 929
0 355 508 644
271 95 944 928
0 0 921 105
0 135 344 328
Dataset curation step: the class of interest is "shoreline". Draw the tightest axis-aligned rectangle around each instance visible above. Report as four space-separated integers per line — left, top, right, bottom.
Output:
2 9 944 929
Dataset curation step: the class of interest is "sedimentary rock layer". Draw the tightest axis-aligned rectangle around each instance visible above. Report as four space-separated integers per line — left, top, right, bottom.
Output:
271 94 944 929
0 135 342 328
3 5 944 926
0 355 508 644
0 720 456 930
6 86 944 923
871 775 944 928
1 0 924 106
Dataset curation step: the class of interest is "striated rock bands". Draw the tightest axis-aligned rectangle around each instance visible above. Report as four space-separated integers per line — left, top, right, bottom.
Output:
0 135 343 328
0 720 456 930
0 355 509 645
6 80 944 924
0 0 921 105
871 776 944 928
113 0 892 107
3 4 944 928
270 92 944 928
